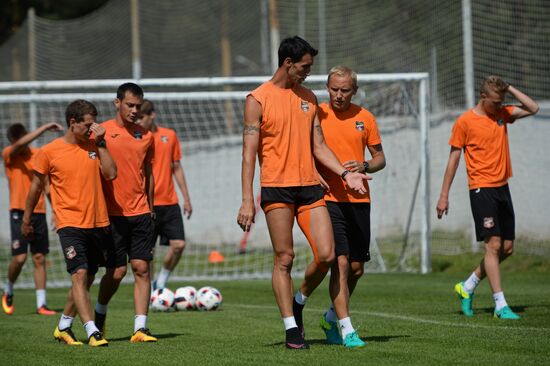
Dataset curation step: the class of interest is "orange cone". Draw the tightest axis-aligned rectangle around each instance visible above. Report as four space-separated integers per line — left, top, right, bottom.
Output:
208 250 225 263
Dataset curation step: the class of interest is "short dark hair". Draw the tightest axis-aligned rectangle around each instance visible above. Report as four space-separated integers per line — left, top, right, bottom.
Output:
278 36 318 67
116 82 144 100
140 99 155 116
7 123 27 143
65 99 98 127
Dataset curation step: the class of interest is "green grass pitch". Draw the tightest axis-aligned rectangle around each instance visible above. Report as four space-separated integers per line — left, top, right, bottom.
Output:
0 271 549 365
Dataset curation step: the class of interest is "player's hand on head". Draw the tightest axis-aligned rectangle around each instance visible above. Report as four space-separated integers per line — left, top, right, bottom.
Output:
90 123 106 140
237 200 256 232
436 197 449 219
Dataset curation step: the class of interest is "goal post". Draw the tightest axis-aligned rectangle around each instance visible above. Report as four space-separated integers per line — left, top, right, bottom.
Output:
0 73 430 288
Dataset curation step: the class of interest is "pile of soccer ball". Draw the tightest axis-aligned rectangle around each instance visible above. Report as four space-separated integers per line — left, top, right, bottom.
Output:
150 286 223 312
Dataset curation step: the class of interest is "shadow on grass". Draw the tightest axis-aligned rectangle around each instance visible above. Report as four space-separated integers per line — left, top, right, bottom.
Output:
107 332 184 342
268 334 410 347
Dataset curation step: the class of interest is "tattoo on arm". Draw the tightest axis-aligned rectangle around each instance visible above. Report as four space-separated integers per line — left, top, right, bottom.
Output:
314 125 325 142
243 125 260 135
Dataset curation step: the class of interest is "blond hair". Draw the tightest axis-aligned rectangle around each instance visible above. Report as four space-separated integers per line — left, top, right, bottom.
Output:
480 75 509 96
327 65 357 88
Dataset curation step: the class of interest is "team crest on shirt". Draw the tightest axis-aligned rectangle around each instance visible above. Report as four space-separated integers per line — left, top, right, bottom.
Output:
483 217 495 229
12 211 20 220
65 246 77 260
161 135 168 143
355 121 365 131
497 118 505 126
134 130 143 140
12 240 20 250
88 151 97 160
300 100 309 112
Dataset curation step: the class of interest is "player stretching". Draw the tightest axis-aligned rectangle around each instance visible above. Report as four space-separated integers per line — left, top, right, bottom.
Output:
317 66 386 347
2 122 63 316
22 99 115 346
237 36 369 349
137 100 192 290
437 76 539 319
94 83 158 342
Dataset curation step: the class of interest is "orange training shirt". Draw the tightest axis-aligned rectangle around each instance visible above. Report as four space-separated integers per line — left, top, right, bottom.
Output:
101 119 154 216
2 146 46 213
449 105 515 190
152 126 181 206
318 103 381 203
33 138 109 229
250 81 320 187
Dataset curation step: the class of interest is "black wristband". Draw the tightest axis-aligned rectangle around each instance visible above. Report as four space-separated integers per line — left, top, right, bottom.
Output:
363 161 370 173
96 139 107 148
340 170 350 181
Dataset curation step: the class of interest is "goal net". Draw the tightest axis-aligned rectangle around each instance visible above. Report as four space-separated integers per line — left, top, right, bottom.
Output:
0 74 429 288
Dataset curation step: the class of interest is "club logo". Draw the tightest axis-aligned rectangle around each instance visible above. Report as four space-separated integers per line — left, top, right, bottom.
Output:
301 100 309 112
88 151 97 160
355 121 365 131
497 118 505 126
483 217 495 229
110 133 120 138
65 246 77 260
12 240 20 250
12 211 20 220
134 130 143 140
161 135 168 143
475 188 481 193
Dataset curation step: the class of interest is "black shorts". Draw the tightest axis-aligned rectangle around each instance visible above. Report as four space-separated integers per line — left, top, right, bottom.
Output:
10 210 49 256
153 204 185 246
469 184 515 242
261 185 325 207
58 226 114 275
108 214 155 267
326 201 371 262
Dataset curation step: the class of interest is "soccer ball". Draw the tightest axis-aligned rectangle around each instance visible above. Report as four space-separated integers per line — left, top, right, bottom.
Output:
174 286 197 311
195 286 223 311
150 288 175 311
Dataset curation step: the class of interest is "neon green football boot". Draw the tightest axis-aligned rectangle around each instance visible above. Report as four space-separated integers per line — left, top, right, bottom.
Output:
454 282 474 317
320 314 343 345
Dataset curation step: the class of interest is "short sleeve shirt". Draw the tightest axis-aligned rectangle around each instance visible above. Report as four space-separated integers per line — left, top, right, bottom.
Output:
318 103 381 202
152 126 181 206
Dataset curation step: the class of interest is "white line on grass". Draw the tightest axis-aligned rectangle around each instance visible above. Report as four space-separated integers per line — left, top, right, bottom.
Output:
225 303 550 333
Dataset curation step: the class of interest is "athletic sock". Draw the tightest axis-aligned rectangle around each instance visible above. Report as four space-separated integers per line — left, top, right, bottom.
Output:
325 304 338 323
84 321 100 338
463 272 480 294
4 281 14 295
338 316 355 339
294 291 308 305
156 267 171 289
493 291 508 311
95 302 108 315
58 314 74 330
134 314 147 333
36 289 46 308
283 316 298 330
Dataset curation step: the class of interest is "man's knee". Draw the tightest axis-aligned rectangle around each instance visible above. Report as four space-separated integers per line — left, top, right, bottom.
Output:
484 236 503 253
317 251 335 271
12 253 27 266
349 262 365 281
32 253 45 267
108 266 128 282
170 240 186 255
131 260 150 279
502 240 514 257
274 251 295 272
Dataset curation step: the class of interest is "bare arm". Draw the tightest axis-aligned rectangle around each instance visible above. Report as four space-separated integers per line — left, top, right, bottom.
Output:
343 143 386 174
507 85 539 120
21 171 47 238
172 161 192 219
90 123 117 181
144 162 155 214
436 147 462 219
312 114 370 193
237 95 261 232
9 122 64 158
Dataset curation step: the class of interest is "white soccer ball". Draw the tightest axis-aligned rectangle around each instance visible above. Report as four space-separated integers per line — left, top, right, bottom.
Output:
195 286 223 311
174 286 197 311
150 288 175 311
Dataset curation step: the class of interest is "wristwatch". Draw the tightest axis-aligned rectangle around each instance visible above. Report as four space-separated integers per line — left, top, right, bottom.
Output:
363 161 370 173
96 139 107 148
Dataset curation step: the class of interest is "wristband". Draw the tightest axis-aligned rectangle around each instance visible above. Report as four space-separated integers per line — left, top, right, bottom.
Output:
340 170 350 181
96 139 107 148
363 161 370 173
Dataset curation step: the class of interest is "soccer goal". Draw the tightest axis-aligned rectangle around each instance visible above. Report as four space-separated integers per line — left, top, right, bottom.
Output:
0 73 430 288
